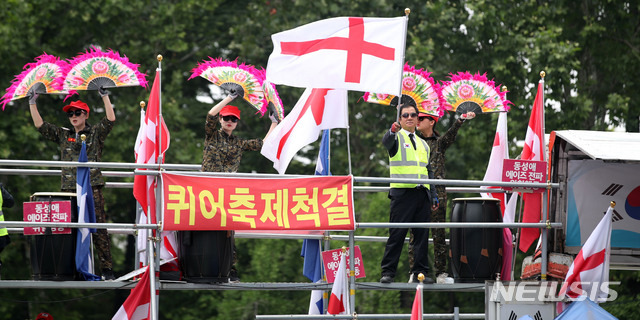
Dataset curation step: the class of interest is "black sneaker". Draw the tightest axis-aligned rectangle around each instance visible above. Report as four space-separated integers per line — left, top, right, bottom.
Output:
410 274 434 284
380 275 394 283
229 269 240 283
102 268 115 281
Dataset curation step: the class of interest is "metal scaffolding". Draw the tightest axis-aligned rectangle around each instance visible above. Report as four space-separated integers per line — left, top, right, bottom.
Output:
0 159 560 320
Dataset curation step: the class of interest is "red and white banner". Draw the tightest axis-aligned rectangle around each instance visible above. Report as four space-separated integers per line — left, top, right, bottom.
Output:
23 201 72 235
162 173 355 231
112 266 152 320
322 246 366 283
520 80 545 252
327 251 350 315
267 16 407 95
261 88 348 174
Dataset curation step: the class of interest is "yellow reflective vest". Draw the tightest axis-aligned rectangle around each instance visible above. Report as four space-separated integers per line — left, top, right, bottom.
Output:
0 191 7 237
389 130 431 189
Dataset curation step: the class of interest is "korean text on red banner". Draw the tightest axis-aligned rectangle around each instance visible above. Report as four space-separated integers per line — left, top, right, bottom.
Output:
162 173 355 231
23 201 72 235
501 159 547 193
322 246 366 283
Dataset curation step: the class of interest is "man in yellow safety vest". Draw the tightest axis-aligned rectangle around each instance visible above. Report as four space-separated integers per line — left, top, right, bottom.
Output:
379 104 439 284
0 183 15 279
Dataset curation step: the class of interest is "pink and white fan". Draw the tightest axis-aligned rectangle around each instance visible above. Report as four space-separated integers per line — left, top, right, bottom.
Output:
363 63 444 117
1 53 68 110
189 58 267 115
440 71 511 114
61 47 148 93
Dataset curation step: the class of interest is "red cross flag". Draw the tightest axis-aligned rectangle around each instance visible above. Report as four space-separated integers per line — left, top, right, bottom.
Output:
559 204 613 303
261 88 348 174
266 16 407 95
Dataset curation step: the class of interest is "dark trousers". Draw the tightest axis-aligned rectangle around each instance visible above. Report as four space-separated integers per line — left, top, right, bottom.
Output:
381 187 431 277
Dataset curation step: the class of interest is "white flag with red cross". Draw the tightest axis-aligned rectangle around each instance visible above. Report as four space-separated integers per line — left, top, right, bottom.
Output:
266 16 407 95
559 205 613 302
261 88 348 174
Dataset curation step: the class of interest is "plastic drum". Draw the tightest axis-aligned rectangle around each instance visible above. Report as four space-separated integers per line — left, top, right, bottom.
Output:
449 197 503 283
178 231 233 283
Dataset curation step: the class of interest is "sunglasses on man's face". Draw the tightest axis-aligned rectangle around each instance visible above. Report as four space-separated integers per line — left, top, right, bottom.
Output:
222 115 238 123
67 110 86 117
401 112 418 119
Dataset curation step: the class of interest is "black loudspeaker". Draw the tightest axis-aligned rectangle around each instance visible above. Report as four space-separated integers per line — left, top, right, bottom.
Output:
178 231 233 283
29 193 78 281
449 197 503 283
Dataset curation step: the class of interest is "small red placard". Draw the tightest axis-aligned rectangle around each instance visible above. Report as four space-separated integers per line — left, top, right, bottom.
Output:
501 159 547 193
23 201 72 235
321 246 366 283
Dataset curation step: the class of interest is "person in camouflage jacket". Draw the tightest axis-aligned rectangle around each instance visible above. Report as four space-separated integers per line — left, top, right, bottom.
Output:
408 111 475 279
28 89 116 280
200 92 278 282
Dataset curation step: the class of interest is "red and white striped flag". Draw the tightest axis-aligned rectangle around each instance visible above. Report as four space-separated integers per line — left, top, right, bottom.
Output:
112 266 152 320
519 80 545 252
132 70 178 271
327 251 350 315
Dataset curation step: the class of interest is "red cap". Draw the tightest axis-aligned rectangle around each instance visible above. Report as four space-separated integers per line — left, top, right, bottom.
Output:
36 313 54 320
220 105 241 119
418 112 438 123
62 100 90 114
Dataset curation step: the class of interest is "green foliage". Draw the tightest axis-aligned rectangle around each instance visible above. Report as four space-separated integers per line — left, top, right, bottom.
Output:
0 0 639 319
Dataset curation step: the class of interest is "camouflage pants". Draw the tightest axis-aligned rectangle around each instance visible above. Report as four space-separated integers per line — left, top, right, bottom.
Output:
409 191 448 276
64 187 112 270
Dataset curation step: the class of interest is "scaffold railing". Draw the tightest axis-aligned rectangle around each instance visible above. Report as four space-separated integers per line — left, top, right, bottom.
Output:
0 159 561 320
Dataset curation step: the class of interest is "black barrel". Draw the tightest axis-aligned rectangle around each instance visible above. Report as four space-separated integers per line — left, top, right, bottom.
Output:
178 231 233 283
449 197 503 283
29 192 78 281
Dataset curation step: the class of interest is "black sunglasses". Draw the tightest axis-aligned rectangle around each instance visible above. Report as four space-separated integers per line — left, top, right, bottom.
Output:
222 115 238 123
67 110 86 117
401 112 418 119
418 116 434 122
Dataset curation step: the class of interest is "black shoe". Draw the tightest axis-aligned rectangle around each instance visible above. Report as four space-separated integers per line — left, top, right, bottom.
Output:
410 274 434 284
229 269 240 283
380 275 394 283
102 268 115 281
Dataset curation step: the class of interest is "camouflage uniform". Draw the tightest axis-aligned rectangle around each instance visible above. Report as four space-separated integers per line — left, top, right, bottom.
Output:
201 114 263 277
202 114 263 172
409 118 465 276
39 117 114 270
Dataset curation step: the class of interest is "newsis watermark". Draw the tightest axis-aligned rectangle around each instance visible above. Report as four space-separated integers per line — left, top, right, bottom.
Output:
490 281 620 303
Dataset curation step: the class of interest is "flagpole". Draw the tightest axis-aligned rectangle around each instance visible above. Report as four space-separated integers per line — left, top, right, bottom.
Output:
153 54 163 319
345 109 353 176
348 232 356 314
539 71 549 281
148 236 158 320
135 101 146 270
418 273 424 317
395 8 410 122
